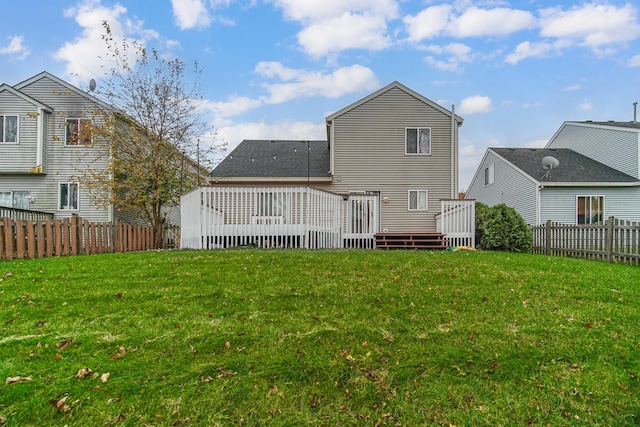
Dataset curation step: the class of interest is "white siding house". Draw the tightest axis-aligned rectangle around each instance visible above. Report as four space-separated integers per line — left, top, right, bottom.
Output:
467 121 640 225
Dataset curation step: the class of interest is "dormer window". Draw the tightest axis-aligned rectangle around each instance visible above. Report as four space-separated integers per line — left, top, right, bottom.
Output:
65 118 92 146
0 115 18 143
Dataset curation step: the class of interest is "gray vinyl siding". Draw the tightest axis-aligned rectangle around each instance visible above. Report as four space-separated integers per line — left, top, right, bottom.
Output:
466 150 538 225
325 86 455 233
548 123 639 179
540 186 640 224
6 76 111 222
0 91 40 173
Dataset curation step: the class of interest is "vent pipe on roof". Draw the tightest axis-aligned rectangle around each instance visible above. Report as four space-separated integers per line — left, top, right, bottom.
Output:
634 102 637 123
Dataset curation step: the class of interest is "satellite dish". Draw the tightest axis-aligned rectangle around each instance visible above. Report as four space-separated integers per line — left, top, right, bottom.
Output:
541 155 559 179
542 156 559 170
89 79 96 92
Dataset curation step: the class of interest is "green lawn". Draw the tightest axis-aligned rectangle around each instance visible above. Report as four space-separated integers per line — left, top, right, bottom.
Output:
1 249 639 426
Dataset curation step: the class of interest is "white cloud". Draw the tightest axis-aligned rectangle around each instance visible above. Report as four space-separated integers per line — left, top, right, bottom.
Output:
579 101 593 111
423 42 473 71
255 62 379 104
450 7 536 38
523 139 548 148
214 120 327 158
171 0 212 30
0 36 30 61
629 54 640 67
505 41 554 64
539 3 640 54
458 95 493 115
404 6 535 42
270 0 398 57
403 5 452 42
270 0 398 22
298 13 391 57
53 0 170 82
202 96 263 122
563 84 581 91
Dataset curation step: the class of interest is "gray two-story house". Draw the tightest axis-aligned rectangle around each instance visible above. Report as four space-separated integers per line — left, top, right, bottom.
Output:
0 71 113 222
466 121 640 225
183 81 474 249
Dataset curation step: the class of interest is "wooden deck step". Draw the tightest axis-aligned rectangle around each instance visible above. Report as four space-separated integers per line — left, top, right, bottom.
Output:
375 233 447 250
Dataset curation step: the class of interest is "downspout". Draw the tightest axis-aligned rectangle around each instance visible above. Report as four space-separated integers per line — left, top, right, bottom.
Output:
451 105 456 199
36 108 43 171
536 183 543 225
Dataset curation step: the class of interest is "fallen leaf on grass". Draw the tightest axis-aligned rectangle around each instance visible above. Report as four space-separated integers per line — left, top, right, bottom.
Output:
111 346 126 360
583 323 592 329
49 394 70 413
107 397 122 404
6 376 32 385
3 270 14 278
225 341 231 349
0 413 7 424
56 339 72 351
76 368 93 379
101 373 110 383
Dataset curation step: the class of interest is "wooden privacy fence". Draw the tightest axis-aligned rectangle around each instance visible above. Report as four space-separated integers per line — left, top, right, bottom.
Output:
531 217 640 265
0 215 157 261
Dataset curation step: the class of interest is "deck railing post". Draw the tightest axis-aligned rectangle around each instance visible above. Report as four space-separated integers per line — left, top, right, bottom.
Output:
545 220 552 255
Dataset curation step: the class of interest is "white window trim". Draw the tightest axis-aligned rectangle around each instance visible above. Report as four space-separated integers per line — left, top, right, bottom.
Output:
484 163 495 186
576 195 605 225
405 127 431 155
59 182 80 211
0 114 19 144
64 118 92 146
408 189 428 211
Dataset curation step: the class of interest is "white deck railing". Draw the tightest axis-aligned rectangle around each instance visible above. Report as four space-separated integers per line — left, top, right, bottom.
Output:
181 186 348 249
436 199 476 248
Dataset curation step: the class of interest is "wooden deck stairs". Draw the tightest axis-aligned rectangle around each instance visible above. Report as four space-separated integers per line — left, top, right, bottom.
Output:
374 233 447 250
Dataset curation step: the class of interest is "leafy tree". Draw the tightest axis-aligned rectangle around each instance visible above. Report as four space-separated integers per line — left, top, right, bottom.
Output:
80 21 222 247
477 203 532 252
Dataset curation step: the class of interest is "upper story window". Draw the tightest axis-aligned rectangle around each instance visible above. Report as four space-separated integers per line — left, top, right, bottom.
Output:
405 127 431 155
59 182 79 210
484 163 495 186
65 118 92 146
0 115 18 143
408 189 428 211
577 195 604 224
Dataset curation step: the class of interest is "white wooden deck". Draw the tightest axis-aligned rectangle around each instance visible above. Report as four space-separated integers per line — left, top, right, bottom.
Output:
181 186 474 249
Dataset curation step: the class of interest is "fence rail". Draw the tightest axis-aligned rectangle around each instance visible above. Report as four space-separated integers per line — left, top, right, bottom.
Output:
0 215 157 261
0 206 54 222
531 217 640 265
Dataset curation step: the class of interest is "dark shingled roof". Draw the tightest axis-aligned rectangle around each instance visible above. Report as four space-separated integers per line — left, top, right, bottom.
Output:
211 140 330 178
491 148 639 183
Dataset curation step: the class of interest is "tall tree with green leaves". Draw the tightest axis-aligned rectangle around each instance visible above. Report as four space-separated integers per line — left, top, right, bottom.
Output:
81 21 221 247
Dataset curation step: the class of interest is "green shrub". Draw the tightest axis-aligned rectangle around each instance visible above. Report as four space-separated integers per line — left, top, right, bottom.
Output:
474 201 491 246
477 203 532 252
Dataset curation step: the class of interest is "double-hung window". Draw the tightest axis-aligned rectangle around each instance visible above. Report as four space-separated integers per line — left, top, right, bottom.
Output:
408 190 428 211
577 195 604 224
0 115 18 143
405 127 431 155
59 182 79 210
65 118 92 146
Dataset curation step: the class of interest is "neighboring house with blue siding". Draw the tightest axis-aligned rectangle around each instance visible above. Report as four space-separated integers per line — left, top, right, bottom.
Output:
466 121 640 225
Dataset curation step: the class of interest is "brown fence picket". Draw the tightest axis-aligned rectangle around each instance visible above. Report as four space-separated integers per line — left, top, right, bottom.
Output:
0 216 161 261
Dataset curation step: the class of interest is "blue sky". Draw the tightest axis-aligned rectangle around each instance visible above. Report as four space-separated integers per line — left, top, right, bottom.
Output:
2 0 640 190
